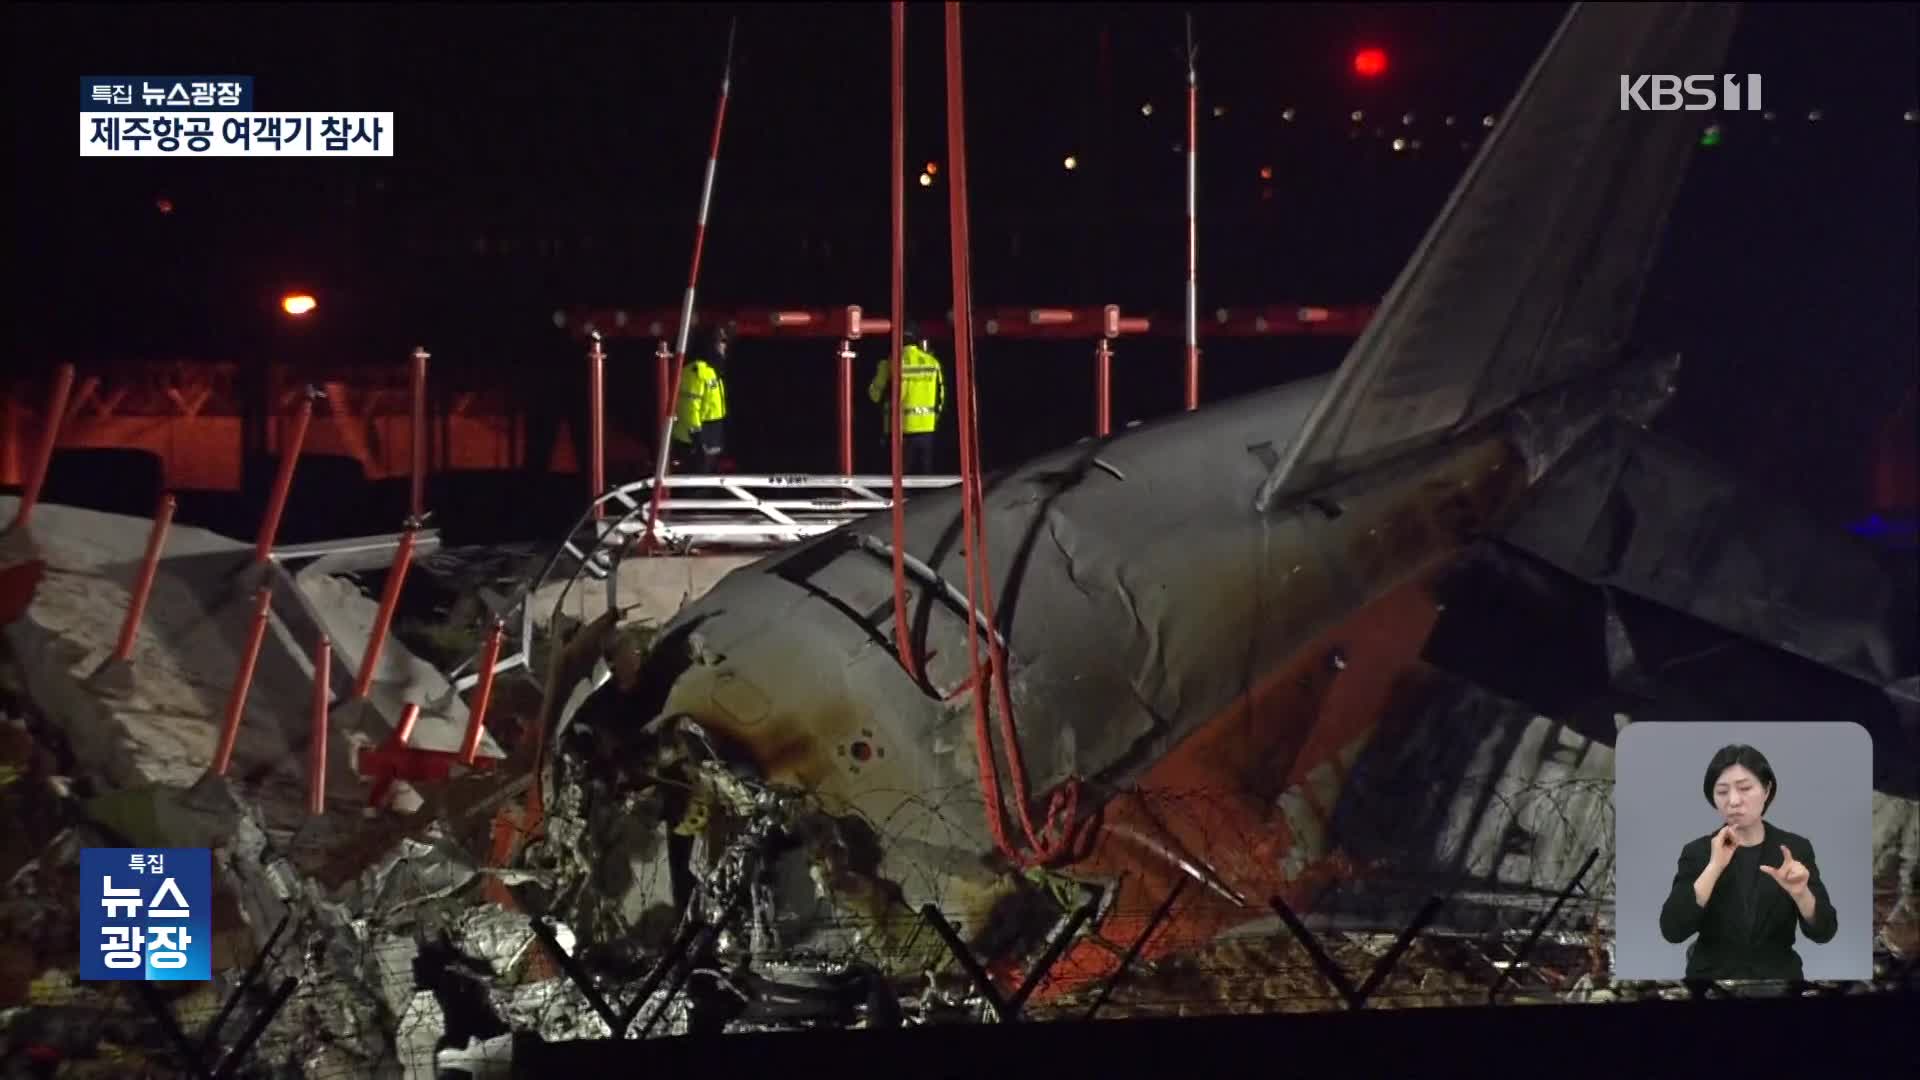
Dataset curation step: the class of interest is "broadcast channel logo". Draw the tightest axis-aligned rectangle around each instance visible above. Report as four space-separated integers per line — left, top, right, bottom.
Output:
80 847 213 981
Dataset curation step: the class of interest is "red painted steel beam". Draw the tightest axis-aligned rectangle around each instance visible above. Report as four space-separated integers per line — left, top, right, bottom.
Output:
211 586 275 777
308 635 331 816
11 363 76 531
564 304 1372 342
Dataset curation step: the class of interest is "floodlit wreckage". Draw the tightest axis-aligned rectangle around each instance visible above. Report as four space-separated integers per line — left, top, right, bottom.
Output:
2 1 1916 1075
514 0 1918 1044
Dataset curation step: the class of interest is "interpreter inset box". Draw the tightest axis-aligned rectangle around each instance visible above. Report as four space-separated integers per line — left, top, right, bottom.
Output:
1613 721 1872 982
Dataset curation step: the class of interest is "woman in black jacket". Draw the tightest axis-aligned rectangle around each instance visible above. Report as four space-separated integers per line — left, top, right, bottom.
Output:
1658 744 1839 980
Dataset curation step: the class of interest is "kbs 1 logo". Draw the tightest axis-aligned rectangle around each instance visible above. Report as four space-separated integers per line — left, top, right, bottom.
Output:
1620 74 1764 112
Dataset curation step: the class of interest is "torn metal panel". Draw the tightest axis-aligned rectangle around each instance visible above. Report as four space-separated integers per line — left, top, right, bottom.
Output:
1317 678 1618 939
1502 418 1918 687
488 978 630 1042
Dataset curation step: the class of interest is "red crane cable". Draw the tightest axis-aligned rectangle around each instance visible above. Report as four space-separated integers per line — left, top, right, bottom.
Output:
887 0 920 683
943 1 1081 868
640 19 738 553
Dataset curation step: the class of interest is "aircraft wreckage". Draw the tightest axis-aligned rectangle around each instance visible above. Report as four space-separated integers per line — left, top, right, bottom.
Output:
498 1 1918 1035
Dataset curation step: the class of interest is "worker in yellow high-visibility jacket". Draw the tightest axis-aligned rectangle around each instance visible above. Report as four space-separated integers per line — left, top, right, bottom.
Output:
868 322 945 474
673 325 730 473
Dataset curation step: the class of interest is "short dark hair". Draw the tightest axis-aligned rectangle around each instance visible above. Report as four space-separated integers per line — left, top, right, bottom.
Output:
1703 744 1777 812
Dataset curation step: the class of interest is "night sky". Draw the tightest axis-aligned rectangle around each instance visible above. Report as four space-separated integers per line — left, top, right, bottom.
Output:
9 2 1917 530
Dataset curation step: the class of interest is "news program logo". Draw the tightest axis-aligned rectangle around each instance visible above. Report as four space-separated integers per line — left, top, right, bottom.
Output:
80 848 213 981
1620 74 1764 112
80 75 393 157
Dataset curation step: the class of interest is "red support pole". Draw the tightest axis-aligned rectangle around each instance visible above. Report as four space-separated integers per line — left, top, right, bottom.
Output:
110 493 176 664
1184 16 1201 412
364 702 420 810
308 635 331 816
588 333 607 518
459 618 505 765
887 0 920 683
12 363 76 531
254 392 317 563
1095 338 1113 437
837 339 855 474
409 347 429 519
211 585 274 777
393 701 420 746
351 525 416 700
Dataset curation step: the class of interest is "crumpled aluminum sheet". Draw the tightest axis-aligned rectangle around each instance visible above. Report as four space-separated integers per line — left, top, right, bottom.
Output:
334 826 478 916
437 1033 516 1079
486 976 695 1042
452 904 543 977
394 990 448 1080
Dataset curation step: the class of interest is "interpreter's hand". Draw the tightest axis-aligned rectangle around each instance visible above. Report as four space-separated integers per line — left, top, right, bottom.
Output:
1706 825 1739 873
1759 844 1811 898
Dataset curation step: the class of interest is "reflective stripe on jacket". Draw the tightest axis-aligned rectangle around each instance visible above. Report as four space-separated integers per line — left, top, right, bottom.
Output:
868 345 944 434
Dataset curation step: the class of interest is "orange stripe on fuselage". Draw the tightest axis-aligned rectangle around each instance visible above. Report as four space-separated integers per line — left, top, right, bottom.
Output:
1024 436 1529 1005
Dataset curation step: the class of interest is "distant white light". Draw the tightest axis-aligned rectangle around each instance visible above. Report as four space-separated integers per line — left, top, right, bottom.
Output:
1483 114 1497 127
1762 110 1776 121
1063 155 1078 170
1141 102 1154 117
1350 109 1364 123
1282 107 1296 122
1907 109 1919 123
1402 112 1415 125
1807 108 1822 121
1444 115 1456 127
1392 137 1408 152
1212 104 1227 118
552 310 568 328
918 172 933 187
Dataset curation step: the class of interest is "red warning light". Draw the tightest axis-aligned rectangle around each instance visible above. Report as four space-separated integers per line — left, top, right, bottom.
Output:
1353 47 1388 79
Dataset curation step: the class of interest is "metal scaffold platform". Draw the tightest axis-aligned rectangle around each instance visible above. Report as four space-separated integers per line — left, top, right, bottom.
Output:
441 473 959 698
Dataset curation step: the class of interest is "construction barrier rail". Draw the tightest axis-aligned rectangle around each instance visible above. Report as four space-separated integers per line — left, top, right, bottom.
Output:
559 303 1371 341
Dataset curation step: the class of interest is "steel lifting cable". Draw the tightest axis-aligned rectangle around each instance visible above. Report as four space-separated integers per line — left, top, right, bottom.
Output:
886 0 920 684
943 1 1082 869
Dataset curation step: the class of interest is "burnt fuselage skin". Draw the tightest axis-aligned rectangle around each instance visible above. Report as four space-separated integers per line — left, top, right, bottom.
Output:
624 359 1638 998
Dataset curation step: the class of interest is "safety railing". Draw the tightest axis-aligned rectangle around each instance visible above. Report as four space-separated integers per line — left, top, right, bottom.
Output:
562 473 961 560
438 473 961 701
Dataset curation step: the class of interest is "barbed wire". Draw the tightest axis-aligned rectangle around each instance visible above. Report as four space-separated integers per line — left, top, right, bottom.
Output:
6 642 1917 1078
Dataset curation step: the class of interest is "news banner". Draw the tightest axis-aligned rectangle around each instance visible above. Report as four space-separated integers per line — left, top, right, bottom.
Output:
80 848 214 981
81 75 393 157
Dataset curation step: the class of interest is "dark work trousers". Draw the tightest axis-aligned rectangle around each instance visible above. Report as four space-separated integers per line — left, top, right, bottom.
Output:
879 431 936 475
673 420 725 474
904 431 935 475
